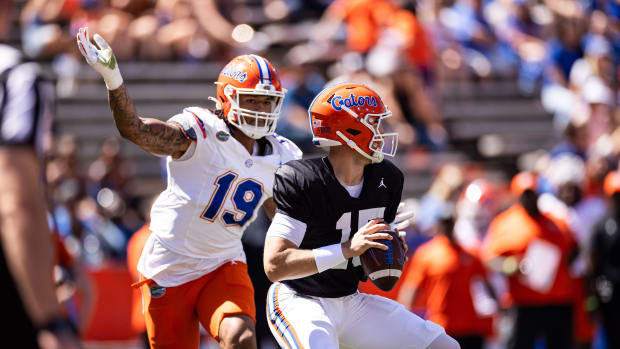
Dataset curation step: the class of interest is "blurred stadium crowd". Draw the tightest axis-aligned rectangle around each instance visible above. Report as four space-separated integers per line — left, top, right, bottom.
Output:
3 0 620 348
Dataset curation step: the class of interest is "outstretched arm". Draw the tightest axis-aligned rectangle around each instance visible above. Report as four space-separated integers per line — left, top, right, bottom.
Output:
77 27 190 158
107 84 190 158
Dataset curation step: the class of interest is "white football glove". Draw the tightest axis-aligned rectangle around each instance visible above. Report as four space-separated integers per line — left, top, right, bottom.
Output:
76 27 123 90
391 201 415 237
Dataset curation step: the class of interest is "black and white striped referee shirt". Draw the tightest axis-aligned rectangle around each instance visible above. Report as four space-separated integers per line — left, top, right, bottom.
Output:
0 44 54 155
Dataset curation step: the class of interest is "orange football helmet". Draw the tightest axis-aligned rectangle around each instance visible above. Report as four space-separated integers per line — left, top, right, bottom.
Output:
308 83 398 163
212 54 285 139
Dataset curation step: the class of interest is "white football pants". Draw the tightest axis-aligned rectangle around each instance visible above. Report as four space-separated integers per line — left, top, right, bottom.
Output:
266 282 445 349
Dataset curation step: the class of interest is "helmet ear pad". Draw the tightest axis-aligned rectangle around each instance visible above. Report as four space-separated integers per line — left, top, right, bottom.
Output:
218 95 228 113
223 85 236 122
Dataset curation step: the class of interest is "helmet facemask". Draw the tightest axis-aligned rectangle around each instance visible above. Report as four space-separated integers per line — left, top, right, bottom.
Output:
220 83 285 139
335 104 398 163
361 111 398 162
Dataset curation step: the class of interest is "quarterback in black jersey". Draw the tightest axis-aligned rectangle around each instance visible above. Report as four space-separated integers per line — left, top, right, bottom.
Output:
272 156 403 297
263 83 460 349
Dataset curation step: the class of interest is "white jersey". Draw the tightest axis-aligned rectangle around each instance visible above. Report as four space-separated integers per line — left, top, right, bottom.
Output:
138 107 302 286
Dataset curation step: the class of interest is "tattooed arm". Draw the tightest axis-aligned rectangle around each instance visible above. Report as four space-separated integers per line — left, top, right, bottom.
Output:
108 84 191 159
76 28 190 158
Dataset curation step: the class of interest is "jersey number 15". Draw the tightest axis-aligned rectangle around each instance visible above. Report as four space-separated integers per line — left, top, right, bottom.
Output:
334 207 386 270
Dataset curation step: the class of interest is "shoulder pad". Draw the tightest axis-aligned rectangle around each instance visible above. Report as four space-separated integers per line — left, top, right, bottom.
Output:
183 107 222 139
271 133 303 163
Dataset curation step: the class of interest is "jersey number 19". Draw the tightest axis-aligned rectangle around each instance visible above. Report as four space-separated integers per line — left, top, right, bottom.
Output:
201 171 264 227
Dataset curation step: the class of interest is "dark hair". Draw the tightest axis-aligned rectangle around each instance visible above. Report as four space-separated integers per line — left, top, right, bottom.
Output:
210 108 226 120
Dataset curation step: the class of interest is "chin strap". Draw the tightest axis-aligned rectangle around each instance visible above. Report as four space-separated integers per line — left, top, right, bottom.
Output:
336 130 381 163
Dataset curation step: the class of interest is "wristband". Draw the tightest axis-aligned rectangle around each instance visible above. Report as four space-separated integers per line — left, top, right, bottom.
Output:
102 72 123 91
313 243 346 273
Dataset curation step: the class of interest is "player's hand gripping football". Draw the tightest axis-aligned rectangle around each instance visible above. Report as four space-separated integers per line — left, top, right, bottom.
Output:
76 27 123 90
341 219 392 259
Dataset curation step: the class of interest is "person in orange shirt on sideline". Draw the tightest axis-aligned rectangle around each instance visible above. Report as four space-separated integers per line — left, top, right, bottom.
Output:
314 0 395 54
481 171 577 349
398 205 495 349
385 3 434 75
127 223 152 348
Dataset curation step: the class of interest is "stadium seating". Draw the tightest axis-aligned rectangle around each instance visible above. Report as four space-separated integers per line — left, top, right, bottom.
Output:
55 64 556 199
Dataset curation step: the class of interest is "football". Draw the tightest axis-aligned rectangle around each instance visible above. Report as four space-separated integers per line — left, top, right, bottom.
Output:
360 230 405 291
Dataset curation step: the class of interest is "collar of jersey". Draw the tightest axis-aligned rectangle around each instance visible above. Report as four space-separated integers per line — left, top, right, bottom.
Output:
218 120 277 159
321 157 370 200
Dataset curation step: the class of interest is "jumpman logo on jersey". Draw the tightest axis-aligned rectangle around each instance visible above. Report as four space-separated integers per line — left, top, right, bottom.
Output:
378 178 387 189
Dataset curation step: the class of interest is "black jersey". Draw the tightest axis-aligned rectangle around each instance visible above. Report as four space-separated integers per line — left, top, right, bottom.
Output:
273 156 404 298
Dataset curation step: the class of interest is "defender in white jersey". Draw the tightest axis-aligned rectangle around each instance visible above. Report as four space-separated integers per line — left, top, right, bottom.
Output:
77 27 301 349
